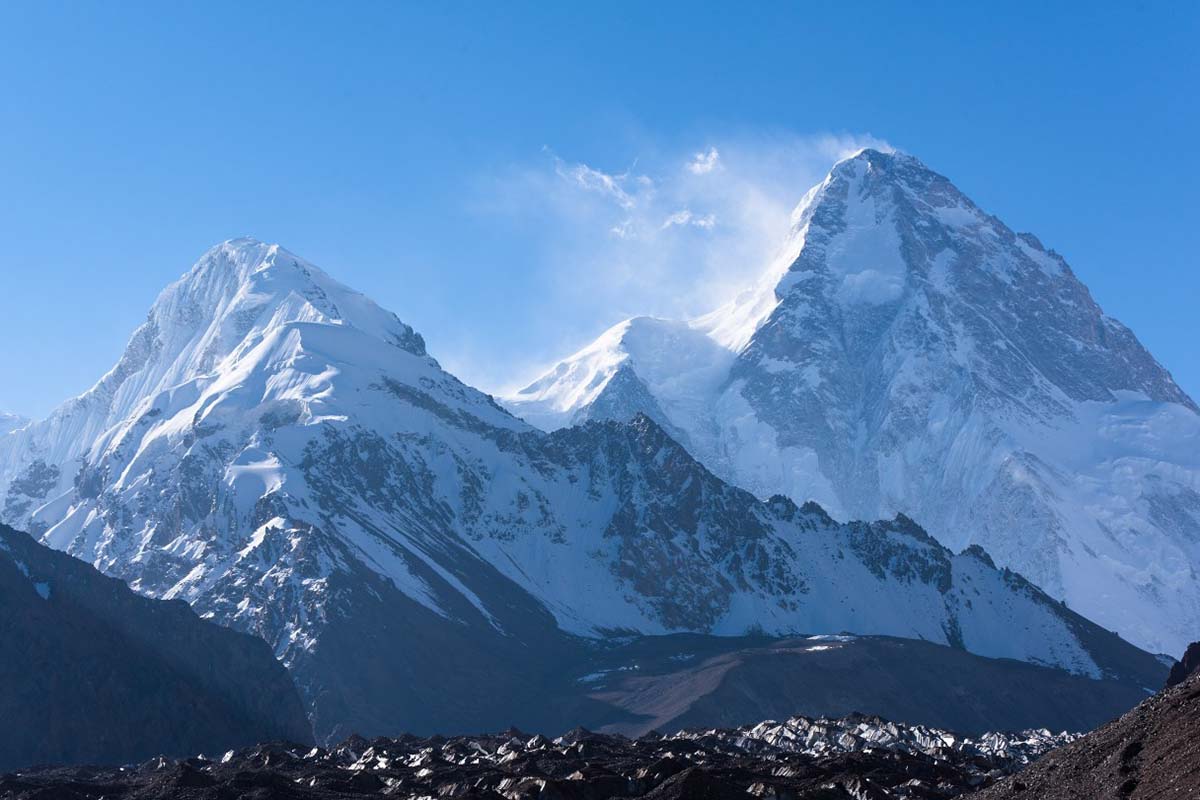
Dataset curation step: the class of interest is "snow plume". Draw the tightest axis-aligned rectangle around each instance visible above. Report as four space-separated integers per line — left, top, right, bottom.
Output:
477 132 891 395
554 159 642 210
661 209 716 230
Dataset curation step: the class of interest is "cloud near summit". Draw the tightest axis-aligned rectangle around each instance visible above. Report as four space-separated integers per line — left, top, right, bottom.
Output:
461 131 889 394
687 147 721 174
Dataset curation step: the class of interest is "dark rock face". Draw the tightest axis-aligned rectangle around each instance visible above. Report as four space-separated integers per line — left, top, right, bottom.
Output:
0 715 1073 800
1165 640 1200 688
1 459 58 529
0 525 312 771
974 670 1200 799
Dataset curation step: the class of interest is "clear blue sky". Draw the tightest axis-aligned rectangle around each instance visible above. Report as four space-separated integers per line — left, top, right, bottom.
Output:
1 1 1196 418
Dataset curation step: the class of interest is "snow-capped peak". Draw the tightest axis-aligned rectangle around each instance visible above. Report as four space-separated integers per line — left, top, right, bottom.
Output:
823 147 962 203
507 316 732 432
506 149 924 424
504 148 1200 656
145 237 426 375
86 238 427 435
513 317 643 412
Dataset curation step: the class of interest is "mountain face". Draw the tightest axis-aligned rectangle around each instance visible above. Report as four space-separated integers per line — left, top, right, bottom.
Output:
0 524 311 770
0 238 1164 740
505 149 1200 656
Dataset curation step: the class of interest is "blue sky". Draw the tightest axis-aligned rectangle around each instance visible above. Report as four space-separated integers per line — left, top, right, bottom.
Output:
0 1 1196 418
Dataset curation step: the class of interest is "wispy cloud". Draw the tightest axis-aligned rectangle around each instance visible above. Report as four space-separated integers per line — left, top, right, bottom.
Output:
553 158 642 210
687 147 721 175
470 131 892 393
661 209 716 230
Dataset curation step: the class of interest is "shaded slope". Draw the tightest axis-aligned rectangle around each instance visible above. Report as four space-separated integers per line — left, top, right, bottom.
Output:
0 525 311 770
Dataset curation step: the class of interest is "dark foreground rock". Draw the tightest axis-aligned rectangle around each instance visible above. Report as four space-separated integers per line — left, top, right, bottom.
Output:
0 525 312 771
974 668 1200 799
0 715 1075 799
1165 640 1200 688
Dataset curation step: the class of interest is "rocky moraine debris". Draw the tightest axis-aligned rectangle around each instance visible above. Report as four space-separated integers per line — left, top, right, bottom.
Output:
0 715 1074 799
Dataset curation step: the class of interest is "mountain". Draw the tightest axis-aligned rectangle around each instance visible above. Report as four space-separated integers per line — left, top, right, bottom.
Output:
505 149 1200 656
0 524 311 770
0 238 1164 740
975 650 1200 799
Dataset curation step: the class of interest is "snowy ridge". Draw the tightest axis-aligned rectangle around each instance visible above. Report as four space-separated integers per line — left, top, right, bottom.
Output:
0 240 427 528
691 171 825 351
509 317 732 436
0 413 28 437
0 237 1162 736
504 148 1200 656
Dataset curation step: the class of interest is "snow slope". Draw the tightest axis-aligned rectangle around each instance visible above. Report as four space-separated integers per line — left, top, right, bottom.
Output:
0 238 1162 737
504 149 1200 656
0 413 27 437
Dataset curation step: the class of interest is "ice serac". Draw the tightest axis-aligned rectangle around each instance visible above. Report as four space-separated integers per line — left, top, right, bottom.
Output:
0 238 1165 740
506 149 1200 656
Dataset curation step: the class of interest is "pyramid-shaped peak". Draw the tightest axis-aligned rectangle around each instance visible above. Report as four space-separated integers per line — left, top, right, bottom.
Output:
181 237 323 290
152 239 424 356
825 148 952 194
835 146 914 166
78 239 428 419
